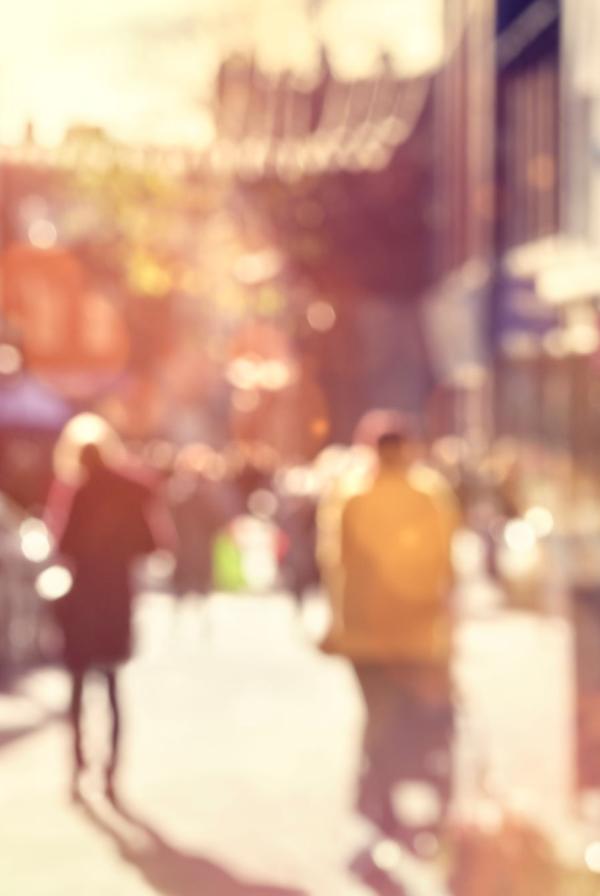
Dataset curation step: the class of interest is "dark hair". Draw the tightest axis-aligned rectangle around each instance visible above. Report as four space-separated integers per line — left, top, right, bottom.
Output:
80 442 105 472
376 431 407 453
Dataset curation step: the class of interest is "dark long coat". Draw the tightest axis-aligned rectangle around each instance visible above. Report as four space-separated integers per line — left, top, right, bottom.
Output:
50 464 156 670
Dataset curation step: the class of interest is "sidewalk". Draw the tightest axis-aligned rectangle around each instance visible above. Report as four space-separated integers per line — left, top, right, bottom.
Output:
0 592 578 895
0 594 370 896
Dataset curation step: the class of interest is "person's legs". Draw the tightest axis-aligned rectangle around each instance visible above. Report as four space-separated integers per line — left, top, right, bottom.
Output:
352 661 455 888
104 668 121 796
354 664 400 835
352 664 415 892
69 669 85 797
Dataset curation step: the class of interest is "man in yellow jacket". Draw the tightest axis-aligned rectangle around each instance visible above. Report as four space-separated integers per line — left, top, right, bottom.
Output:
320 428 458 886
322 430 457 666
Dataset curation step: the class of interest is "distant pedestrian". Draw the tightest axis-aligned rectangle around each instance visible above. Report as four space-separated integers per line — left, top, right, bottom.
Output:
278 493 319 604
48 432 163 800
168 463 235 599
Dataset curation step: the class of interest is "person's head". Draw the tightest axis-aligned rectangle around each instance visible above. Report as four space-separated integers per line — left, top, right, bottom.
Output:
376 430 411 471
54 413 122 484
79 442 106 476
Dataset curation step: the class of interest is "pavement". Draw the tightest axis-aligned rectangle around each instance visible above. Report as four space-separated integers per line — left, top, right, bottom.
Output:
0 591 580 895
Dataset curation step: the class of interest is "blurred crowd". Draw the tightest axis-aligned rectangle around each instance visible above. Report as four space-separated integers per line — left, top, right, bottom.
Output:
1 407 599 892
0 408 579 676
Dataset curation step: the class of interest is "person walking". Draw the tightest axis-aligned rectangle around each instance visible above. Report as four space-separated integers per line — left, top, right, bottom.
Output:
48 436 162 800
320 427 458 891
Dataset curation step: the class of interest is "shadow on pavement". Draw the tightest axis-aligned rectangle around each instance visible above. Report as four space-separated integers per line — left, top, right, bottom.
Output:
0 677 62 753
77 792 307 896
0 721 54 751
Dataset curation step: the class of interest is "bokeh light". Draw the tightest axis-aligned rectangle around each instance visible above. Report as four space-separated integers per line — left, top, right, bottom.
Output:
19 518 53 564
584 841 600 874
306 301 336 332
28 219 58 249
247 489 278 520
0 345 23 375
35 565 73 601
503 519 537 553
524 506 554 538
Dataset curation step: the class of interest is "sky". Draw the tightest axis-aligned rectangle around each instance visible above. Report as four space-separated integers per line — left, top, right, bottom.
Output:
0 0 445 149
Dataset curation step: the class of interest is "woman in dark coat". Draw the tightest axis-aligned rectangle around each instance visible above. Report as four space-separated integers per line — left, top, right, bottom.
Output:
49 442 158 799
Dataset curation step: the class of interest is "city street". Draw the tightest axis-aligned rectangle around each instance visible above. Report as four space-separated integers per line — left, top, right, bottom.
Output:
0 2 593 893
0 592 576 895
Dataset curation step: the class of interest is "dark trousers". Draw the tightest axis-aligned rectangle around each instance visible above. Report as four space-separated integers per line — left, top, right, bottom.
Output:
69 667 121 779
353 663 453 841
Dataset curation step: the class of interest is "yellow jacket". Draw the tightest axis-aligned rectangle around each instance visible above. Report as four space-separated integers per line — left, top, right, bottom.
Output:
321 468 458 663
